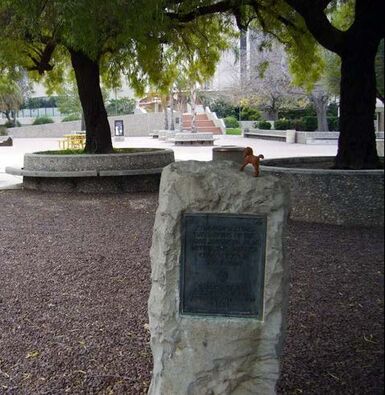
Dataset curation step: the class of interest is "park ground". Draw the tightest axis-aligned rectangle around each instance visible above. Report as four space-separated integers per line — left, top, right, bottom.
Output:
0 136 383 394
0 189 383 394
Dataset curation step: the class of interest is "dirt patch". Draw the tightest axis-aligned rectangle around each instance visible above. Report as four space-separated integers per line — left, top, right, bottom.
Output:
0 190 383 394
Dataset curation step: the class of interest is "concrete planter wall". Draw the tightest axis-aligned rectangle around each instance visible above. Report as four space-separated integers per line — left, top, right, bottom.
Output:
261 157 384 226
13 149 175 193
24 149 174 171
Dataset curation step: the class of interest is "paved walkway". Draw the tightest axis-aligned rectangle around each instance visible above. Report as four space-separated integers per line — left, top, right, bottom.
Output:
0 136 338 189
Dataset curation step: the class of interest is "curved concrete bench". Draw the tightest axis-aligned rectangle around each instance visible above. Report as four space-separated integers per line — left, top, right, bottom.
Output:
6 149 175 193
243 129 287 142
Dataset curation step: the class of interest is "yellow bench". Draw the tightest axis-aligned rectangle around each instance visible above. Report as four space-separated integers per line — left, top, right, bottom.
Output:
59 134 86 150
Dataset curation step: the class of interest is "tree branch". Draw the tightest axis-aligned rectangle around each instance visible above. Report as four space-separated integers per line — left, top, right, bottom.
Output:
26 41 56 75
285 0 346 54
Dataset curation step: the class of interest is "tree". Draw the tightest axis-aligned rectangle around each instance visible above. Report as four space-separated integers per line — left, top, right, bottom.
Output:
167 0 384 169
106 98 136 116
245 42 297 121
375 39 384 104
0 0 233 153
0 71 24 126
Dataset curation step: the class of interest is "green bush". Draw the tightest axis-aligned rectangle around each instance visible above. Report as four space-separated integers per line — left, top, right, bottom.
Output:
33 116 55 125
328 116 340 131
224 116 240 128
0 126 8 136
278 106 316 120
210 99 239 119
302 116 318 131
258 120 272 130
291 119 305 131
274 119 292 130
240 107 261 121
62 114 81 122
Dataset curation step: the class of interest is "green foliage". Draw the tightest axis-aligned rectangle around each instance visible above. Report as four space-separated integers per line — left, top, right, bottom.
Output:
302 116 318 131
224 116 240 129
106 97 135 116
328 116 339 131
0 126 8 135
22 97 58 109
33 116 54 125
56 80 82 117
62 114 81 122
258 120 272 130
274 119 292 130
240 107 261 121
278 105 314 119
0 0 235 99
273 116 339 131
209 99 239 119
0 73 23 114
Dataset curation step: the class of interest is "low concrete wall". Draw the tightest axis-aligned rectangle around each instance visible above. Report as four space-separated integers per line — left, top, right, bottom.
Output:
240 121 256 129
261 157 384 226
7 112 182 139
296 131 384 144
8 121 81 138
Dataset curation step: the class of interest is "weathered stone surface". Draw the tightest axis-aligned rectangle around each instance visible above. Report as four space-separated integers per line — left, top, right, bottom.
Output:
148 161 290 395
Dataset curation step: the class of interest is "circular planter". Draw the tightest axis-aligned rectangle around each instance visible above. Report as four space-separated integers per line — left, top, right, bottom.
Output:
212 146 244 165
261 157 384 226
18 149 175 193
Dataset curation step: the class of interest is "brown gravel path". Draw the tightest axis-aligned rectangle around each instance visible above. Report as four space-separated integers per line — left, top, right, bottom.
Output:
0 190 383 395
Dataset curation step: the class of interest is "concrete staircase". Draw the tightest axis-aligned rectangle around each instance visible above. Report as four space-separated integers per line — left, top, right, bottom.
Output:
182 113 223 135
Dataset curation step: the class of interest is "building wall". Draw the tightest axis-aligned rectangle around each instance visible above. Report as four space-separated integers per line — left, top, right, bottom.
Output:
7 112 182 139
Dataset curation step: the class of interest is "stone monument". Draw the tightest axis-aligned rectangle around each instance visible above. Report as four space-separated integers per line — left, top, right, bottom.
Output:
148 161 290 395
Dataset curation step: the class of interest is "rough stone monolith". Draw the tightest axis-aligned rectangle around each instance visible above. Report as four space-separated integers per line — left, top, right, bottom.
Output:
148 160 290 395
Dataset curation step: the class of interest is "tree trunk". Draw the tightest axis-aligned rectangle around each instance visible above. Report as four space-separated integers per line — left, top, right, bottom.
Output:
190 87 197 133
310 88 329 132
70 49 113 153
335 45 380 169
170 92 175 131
163 99 169 130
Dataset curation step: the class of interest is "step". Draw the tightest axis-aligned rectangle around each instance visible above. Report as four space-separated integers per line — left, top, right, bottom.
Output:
182 114 209 121
182 120 215 127
182 126 222 135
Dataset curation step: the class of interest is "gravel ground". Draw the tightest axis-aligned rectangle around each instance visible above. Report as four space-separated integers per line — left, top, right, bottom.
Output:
0 190 383 395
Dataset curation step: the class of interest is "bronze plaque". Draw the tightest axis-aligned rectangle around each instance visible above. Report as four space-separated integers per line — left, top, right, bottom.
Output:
180 213 266 319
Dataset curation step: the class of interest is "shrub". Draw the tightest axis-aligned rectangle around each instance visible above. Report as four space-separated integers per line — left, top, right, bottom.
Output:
62 114 81 122
328 116 340 131
224 116 240 128
278 106 316 120
240 107 261 121
302 116 318 131
0 126 8 136
33 116 55 125
210 99 239 119
258 120 272 130
274 119 292 130
291 119 306 131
